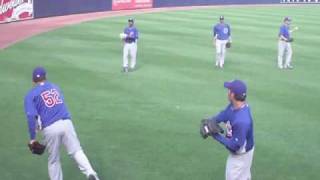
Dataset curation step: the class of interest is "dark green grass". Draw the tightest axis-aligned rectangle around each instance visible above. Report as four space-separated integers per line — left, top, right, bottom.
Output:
1 5 320 180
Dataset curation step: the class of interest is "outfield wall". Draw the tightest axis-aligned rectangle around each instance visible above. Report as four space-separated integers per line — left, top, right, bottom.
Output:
153 0 279 7
33 0 279 19
34 0 111 18
2 0 318 24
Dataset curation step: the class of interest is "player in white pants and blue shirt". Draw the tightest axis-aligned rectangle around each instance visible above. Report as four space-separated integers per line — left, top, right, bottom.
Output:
24 67 99 180
213 16 231 68
278 17 295 69
122 18 139 72
209 80 254 180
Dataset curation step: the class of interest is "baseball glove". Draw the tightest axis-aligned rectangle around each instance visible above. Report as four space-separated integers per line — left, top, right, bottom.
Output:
226 42 231 48
28 141 46 155
200 118 224 139
286 38 294 42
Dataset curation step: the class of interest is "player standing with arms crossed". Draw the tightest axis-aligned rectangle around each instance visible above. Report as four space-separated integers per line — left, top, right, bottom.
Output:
24 67 100 180
201 80 254 180
121 18 139 73
278 17 298 69
213 16 232 68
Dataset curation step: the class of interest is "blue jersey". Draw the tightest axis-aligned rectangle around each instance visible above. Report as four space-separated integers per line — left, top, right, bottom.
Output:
124 26 139 43
24 81 71 140
210 103 254 154
213 23 231 40
279 25 290 39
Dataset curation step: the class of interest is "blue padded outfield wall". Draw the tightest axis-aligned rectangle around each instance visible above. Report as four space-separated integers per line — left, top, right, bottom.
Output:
33 0 279 19
34 0 112 18
153 0 279 7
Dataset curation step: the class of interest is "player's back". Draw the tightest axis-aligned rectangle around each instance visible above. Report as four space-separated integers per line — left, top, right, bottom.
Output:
234 105 254 152
213 23 230 40
279 24 290 39
29 81 71 129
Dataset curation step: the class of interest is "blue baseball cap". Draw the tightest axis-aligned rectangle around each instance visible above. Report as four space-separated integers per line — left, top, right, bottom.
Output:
219 15 224 20
224 79 247 97
284 17 291 22
128 18 134 22
32 67 46 82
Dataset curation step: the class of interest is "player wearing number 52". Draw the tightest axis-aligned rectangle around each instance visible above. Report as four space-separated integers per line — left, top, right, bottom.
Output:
24 67 100 180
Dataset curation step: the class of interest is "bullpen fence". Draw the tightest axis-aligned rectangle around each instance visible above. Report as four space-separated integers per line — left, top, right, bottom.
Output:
1 0 319 23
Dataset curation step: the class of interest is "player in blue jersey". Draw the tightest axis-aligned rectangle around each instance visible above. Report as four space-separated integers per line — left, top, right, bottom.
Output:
121 18 139 72
213 16 232 68
209 80 254 180
278 17 298 69
24 67 100 180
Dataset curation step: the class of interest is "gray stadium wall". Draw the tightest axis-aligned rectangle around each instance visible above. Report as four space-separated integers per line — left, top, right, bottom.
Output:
34 0 112 18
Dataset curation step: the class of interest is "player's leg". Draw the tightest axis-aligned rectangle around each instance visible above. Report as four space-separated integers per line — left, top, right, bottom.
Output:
226 154 241 180
277 41 285 69
225 153 246 180
216 40 222 67
62 120 99 180
220 40 227 68
123 43 129 72
43 122 63 180
130 43 137 69
241 148 254 180
284 43 293 69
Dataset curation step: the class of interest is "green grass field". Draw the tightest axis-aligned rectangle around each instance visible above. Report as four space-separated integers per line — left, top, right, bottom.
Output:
1 5 320 180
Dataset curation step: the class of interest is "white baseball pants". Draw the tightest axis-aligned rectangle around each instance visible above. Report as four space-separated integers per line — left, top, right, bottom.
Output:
123 42 137 69
215 39 228 67
278 40 292 68
226 148 254 180
42 120 98 180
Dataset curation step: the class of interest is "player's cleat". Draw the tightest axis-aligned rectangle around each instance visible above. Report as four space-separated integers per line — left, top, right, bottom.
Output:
286 65 293 69
122 67 129 73
88 174 99 180
278 65 283 69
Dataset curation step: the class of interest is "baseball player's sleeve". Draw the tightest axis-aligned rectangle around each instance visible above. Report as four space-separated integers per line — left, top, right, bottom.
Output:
212 121 248 153
123 28 128 40
209 104 232 123
213 25 217 38
228 25 232 42
136 28 139 40
24 93 38 140
279 26 287 41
